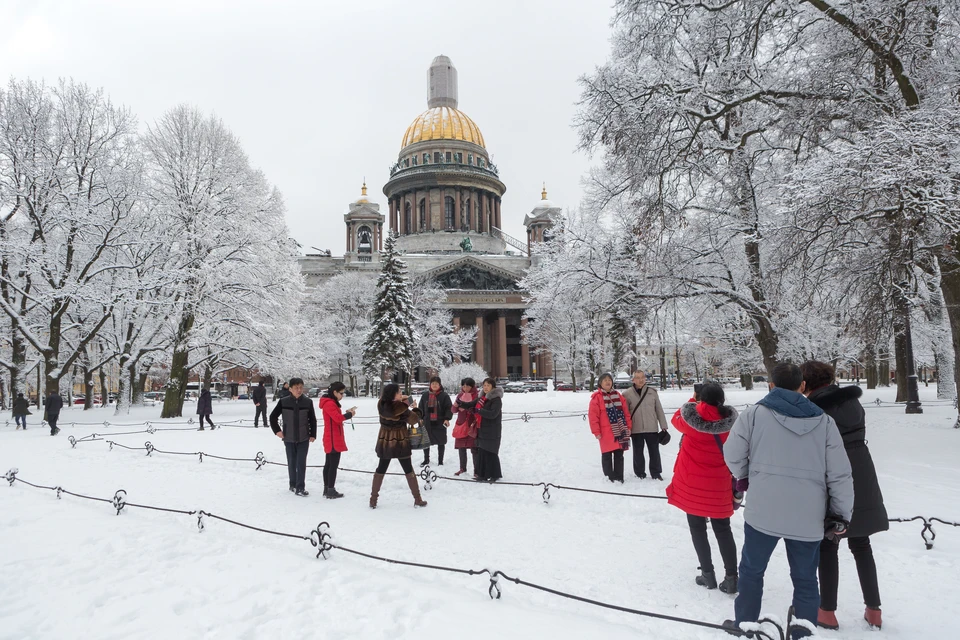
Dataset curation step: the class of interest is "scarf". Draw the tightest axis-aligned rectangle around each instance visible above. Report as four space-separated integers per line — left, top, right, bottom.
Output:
602 390 631 450
428 392 438 421
474 394 487 429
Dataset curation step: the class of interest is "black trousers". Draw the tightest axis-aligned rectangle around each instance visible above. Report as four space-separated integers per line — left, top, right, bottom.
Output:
323 451 341 488
601 449 624 482
459 447 478 473
200 414 214 427
284 440 310 491
376 457 415 475
687 514 738 577
819 536 881 610
254 405 268 428
48 414 59 434
423 444 446 464
476 449 502 481
631 432 662 476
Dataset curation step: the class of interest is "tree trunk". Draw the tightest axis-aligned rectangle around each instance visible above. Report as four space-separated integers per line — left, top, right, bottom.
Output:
99 368 108 407
675 344 683 390
659 345 667 390
116 364 131 415
938 255 960 402
865 344 878 390
162 313 195 418
83 365 94 411
135 371 148 405
740 372 755 391
0 374 6 411
893 296 909 402
878 349 890 387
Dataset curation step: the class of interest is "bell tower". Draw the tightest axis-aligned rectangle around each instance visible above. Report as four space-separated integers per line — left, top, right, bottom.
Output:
344 181 385 264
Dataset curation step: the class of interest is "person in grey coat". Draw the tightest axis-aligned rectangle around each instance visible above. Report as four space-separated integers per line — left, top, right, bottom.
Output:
622 371 669 479
722 363 854 639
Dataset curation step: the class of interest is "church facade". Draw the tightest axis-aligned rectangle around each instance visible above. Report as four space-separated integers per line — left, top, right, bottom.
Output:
299 55 557 380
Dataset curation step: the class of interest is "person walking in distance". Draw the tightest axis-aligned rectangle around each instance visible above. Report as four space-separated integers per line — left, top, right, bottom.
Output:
196 387 215 430
252 380 268 428
622 371 669 480
13 393 31 430
318 382 356 499
278 382 291 400
45 391 64 436
270 378 318 497
588 373 632 483
666 383 740 594
370 383 427 509
722 363 854 638
419 376 453 468
451 378 479 477
801 361 887 631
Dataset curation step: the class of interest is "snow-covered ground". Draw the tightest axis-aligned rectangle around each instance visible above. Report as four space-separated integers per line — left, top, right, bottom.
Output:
2 385 957 639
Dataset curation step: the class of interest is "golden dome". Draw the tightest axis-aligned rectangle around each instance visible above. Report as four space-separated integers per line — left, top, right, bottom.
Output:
401 106 485 149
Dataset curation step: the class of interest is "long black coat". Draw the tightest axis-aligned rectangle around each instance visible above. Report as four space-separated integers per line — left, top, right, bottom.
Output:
196 391 213 416
808 384 888 538
46 394 64 416
419 389 453 445
476 387 504 454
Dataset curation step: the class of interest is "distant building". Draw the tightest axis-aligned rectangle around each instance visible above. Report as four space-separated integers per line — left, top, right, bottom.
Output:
300 55 558 380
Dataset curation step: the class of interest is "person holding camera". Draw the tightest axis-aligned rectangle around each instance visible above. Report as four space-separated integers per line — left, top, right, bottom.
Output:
722 363 853 638
370 383 426 509
667 382 740 593
801 361 887 631
318 381 357 499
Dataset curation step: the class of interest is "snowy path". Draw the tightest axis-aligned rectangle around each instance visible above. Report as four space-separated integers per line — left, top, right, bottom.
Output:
1 387 957 639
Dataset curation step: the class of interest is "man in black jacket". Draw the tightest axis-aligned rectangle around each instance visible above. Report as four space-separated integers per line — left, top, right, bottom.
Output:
45 392 64 436
252 380 268 428
270 378 317 497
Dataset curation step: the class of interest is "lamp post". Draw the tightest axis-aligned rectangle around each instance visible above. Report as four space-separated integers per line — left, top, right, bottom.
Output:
902 291 923 414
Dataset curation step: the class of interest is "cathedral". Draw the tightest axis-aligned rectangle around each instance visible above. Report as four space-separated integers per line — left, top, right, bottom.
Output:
299 55 557 380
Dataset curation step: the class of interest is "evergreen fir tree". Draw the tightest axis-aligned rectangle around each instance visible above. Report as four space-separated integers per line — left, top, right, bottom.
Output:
362 232 416 387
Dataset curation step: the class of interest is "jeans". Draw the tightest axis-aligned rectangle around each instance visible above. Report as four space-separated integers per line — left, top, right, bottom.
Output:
15 415 26 429
323 451 341 489
819 536 881 610
687 514 738 577
284 440 310 492
254 404 268 428
735 523 820 639
376 457 414 475
601 449 624 482
631 432 662 476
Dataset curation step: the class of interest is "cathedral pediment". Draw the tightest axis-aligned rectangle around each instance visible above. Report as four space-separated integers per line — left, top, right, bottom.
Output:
424 257 520 291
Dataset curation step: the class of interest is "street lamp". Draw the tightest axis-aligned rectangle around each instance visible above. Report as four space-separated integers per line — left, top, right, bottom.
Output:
900 283 923 414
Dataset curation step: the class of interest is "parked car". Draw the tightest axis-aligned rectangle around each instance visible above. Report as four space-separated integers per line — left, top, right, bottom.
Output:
523 384 547 392
307 387 321 398
73 396 86 405
753 375 767 383
237 393 249 400
556 383 575 392
504 383 528 393
613 380 631 389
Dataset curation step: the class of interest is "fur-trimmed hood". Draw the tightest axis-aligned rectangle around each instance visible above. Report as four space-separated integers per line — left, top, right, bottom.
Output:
679 402 739 434
808 383 866 443
481 386 504 401
808 384 863 410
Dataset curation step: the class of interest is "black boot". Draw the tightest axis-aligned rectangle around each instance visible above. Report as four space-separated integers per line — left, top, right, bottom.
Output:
323 487 344 499
420 449 430 468
695 568 718 589
198 425 205 431
719 574 738 594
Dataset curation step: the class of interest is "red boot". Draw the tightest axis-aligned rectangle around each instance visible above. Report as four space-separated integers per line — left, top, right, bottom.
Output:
817 609 839 630
864 607 882 629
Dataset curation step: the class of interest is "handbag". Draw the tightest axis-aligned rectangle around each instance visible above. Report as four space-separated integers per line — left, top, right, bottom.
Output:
408 421 432 450
657 430 671 446
713 434 743 511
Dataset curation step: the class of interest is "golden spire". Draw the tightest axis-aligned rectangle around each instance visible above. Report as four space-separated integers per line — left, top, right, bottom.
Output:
361 179 368 197
541 183 548 200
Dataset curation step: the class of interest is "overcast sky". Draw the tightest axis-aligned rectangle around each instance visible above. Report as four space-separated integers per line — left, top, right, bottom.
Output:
1 0 614 254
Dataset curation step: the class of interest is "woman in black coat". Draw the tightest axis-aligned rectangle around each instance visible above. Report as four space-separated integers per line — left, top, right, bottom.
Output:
419 376 453 468
801 361 887 631
464 378 503 482
197 388 215 431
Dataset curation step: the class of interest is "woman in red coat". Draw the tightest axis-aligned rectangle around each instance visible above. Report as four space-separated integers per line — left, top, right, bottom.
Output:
451 377 479 477
588 373 632 483
318 381 356 499
666 382 739 593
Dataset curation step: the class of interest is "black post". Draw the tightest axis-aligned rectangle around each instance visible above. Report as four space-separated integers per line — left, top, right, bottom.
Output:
903 304 923 414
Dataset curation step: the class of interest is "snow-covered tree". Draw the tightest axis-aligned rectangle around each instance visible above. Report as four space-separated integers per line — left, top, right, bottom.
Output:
313 271 375 395
362 232 416 389
409 278 477 379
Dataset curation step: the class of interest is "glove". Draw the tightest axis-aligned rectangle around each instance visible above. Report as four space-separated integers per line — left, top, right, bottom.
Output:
458 400 477 409
734 477 749 493
824 515 849 542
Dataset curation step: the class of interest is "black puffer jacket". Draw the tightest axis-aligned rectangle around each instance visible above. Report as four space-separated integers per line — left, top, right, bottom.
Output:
808 384 889 538
476 387 504 454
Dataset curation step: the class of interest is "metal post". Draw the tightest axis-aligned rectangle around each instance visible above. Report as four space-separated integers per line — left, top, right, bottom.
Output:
903 304 923 414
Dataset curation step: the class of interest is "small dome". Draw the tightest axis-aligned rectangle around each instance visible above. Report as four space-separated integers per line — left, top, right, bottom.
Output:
401 106 485 149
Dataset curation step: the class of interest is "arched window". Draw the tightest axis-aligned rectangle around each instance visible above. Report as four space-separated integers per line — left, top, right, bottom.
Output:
357 226 373 254
404 202 412 234
464 199 472 230
444 196 455 229
418 199 426 231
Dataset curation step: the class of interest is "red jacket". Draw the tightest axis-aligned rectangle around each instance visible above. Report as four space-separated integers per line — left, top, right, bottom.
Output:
319 396 353 454
588 390 633 454
666 401 739 519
